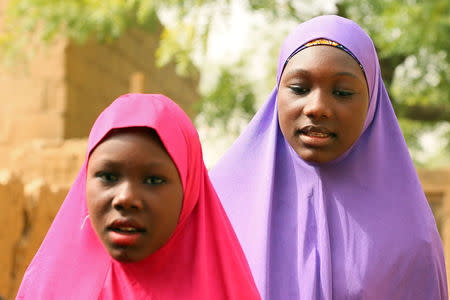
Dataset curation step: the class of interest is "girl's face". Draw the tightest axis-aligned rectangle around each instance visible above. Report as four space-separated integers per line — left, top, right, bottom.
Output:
278 45 369 163
86 128 183 262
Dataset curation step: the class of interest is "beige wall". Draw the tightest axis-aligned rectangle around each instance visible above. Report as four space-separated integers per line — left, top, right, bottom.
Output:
7 139 86 187
0 175 24 299
418 168 450 291
0 37 198 155
0 4 200 298
0 174 69 299
0 22 199 168
64 27 198 139
0 39 67 146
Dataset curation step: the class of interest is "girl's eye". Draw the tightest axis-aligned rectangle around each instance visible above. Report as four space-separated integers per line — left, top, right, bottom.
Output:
144 176 166 185
96 172 118 183
289 85 309 95
333 90 354 97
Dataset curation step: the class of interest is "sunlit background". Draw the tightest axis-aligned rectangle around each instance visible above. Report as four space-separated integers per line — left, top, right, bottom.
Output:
0 0 448 299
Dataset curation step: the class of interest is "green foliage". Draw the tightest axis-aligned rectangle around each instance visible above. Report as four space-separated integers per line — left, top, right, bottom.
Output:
196 68 256 131
337 0 449 162
247 0 318 21
339 0 450 108
4 0 159 43
398 118 431 155
2 0 448 109
0 0 160 64
400 119 450 167
156 21 198 76
0 0 218 63
1 0 448 164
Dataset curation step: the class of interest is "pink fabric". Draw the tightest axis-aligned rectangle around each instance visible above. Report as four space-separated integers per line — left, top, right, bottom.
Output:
16 94 260 299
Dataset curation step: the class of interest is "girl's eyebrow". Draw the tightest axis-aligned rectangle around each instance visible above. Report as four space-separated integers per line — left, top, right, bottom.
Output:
283 68 309 78
90 160 120 169
333 71 366 86
283 69 364 84
333 71 358 79
287 68 359 80
93 159 168 169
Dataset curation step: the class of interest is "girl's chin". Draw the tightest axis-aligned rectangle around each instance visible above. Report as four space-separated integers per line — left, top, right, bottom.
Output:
295 148 335 164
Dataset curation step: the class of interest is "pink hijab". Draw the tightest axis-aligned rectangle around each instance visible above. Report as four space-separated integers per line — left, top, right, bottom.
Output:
16 94 260 299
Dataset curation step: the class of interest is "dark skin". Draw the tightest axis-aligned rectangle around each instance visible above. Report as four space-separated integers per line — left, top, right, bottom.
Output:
278 45 369 163
86 128 183 262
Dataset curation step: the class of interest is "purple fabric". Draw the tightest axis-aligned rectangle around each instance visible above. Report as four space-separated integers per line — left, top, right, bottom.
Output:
209 15 447 299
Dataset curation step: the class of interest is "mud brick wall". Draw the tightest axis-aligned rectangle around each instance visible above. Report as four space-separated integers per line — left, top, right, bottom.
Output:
0 174 68 300
0 39 67 146
0 175 24 300
64 26 199 139
418 168 450 290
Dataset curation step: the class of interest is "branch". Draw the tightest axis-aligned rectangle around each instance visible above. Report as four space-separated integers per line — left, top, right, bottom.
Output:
393 103 450 122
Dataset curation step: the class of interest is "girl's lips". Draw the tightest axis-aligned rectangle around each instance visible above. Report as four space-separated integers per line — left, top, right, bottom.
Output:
107 218 146 246
108 219 145 232
297 125 335 147
299 133 333 147
299 125 334 136
108 230 143 246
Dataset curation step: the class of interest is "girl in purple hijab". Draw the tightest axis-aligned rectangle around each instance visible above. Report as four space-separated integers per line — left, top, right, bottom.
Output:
209 15 447 299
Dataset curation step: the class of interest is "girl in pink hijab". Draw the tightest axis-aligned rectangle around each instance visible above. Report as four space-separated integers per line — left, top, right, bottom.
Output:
16 94 260 299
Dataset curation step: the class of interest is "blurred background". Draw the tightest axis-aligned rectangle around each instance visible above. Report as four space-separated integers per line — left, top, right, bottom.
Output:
0 0 448 298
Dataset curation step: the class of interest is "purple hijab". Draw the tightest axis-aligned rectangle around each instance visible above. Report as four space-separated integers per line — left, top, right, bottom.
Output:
209 15 447 299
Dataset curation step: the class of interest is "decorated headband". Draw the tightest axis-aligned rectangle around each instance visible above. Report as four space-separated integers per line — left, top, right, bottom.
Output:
284 38 365 73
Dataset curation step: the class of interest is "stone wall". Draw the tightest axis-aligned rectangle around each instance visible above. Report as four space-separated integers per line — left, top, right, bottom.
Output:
0 173 68 300
0 174 24 300
64 26 199 139
7 139 86 188
417 168 450 290
0 28 199 171
0 39 67 147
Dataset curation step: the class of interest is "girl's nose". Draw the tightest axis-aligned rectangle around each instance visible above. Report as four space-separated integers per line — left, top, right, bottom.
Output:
112 181 143 211
302 90 332 120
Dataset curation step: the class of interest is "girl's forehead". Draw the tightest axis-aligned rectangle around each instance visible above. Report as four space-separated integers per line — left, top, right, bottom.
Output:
280 45 367 90
276 17 377 92
286 39 364 71
287 45 359 67
89 127 167 160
